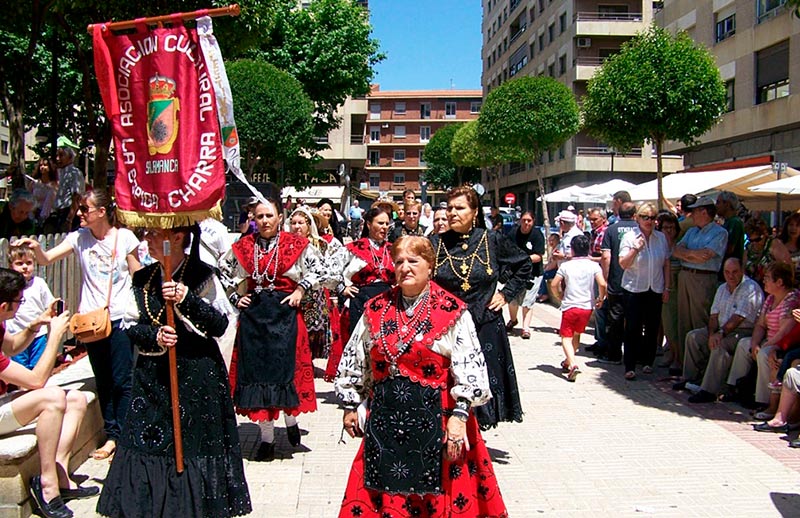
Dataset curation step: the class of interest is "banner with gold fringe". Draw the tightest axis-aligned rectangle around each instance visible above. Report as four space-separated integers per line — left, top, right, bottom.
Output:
92 19 225 228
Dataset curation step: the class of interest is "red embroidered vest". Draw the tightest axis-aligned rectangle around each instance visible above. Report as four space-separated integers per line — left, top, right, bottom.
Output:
231 232 309 292
347 238 394 285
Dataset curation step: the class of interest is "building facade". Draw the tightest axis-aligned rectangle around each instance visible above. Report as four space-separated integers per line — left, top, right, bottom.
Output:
656 0 800 169
316 86 482 200
481 0 682 210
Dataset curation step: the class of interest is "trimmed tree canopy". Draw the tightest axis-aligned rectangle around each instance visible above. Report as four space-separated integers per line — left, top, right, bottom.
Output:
227 59 316 183
477 75 579 160
582 24 726 151
423 123 462 190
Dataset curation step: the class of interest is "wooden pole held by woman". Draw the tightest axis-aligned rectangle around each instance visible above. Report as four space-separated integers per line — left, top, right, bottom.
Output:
163 236 184 473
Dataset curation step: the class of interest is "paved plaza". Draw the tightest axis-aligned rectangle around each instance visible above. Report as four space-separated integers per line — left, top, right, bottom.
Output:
67 303 800 517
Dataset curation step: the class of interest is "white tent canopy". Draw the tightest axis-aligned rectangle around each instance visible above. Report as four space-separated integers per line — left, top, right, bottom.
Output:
281 185 344 204
538 179 636 204
749 174 800 195
628 165 800 203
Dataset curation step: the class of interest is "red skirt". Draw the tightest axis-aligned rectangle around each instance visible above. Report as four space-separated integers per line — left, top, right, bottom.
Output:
325 306 351 382
338 415 507 518
229 313 317 422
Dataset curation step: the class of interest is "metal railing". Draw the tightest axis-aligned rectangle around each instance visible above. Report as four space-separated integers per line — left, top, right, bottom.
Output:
350 135 364 144
574 56 607 66
575 146 643 156
575 12 643 21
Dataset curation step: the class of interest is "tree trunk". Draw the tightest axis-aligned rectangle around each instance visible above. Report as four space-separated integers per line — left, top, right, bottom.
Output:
493 167 500 207
7 105 26 188
456 165 462 186
655 139 664 211
535 163 550 238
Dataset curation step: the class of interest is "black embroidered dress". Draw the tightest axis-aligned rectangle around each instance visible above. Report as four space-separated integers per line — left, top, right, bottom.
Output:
430 228 531 428
97 261 251 518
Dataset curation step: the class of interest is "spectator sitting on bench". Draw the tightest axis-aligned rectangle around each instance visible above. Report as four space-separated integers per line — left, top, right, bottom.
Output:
0 268 96 518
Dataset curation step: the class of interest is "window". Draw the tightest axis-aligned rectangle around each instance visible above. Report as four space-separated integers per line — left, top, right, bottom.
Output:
420 102 431 119
538 0 544 13
420 126 431 142
369 150 380 166
470 101 482 114
539 33 545 52
725 80 735 112
370 126 381 142
758 0 787 23
756 41 790 104
559 12 567 33
419 150 426 166
559 55 566 76
529 42 535 60
715 13 735 42
394 149 406 162
548 63 555 77
369 172 380 189
548 23 554 44
445 102 457 118
394 102 406 115
559 144 565 160
0 140 7 156
394 125 406 138
393 172 406 185
369 103 381 119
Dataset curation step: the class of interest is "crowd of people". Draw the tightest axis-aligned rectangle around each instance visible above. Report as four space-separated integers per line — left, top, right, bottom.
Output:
5 175 800 517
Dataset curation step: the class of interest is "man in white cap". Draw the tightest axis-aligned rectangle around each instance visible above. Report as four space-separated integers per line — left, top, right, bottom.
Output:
551 209 583 267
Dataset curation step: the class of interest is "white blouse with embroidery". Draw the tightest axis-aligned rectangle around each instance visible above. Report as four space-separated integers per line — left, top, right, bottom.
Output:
334 305 492 408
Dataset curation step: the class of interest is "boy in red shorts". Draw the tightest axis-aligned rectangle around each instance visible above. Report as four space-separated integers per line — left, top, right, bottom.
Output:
551 235 606 381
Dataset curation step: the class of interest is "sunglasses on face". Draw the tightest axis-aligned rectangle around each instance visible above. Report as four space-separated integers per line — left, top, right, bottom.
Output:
638 215 655 221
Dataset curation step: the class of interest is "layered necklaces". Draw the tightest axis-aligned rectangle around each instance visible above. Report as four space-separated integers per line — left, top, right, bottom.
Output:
434 230 493 292
143 261 187 326
379 288 431 377
369 238 389 274
252 234 280 293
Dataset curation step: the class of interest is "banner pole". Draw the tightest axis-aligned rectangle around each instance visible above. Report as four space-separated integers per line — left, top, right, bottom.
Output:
163 234 185 474
87 4 240 34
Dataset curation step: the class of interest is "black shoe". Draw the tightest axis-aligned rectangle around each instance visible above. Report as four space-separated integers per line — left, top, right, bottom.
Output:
59 485 100 502
597 355 621 365
29 476 73 518
287 424 301 447
688 390 716 403
585 344 601 353
668 367 683 377
672 380 687 391
255 441 275 461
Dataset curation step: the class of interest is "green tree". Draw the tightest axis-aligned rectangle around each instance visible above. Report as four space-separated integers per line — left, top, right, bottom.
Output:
450 120 494 188
423 123 462 190
227 59 316 186
478 76 579 229
582 24 726 209
257 0 385 140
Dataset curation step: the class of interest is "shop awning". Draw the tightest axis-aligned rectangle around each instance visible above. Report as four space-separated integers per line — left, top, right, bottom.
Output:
538 179 637 204
281 185 344 204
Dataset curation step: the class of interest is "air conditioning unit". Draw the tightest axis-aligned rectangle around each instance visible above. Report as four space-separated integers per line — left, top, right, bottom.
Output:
381 123 389 128
577 37 591 48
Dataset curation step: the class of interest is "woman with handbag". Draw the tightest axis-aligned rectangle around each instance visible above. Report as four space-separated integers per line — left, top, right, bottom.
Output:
14 188 141 461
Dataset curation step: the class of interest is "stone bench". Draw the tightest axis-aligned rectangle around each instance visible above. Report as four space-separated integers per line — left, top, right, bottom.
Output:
0 357 103 518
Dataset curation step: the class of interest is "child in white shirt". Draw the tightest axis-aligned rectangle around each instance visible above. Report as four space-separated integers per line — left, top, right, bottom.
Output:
551 235 606 382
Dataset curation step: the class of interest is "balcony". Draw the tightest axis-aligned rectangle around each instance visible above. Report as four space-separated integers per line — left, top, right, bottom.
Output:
575 11 645 37
350 135 365 145
574 56 605 80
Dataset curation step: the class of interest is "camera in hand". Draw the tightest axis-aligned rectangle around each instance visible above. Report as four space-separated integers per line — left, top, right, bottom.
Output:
55 300 64 314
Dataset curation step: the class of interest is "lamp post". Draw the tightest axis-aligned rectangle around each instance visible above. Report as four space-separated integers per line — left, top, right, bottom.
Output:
773 161 787 228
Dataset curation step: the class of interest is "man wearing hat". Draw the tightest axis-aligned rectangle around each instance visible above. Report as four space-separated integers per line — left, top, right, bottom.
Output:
672 196 728 376
237 196 260 236
551 209 584 267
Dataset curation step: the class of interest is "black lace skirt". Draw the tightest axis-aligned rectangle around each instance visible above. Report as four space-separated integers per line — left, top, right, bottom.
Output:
96 340 251 518
472 318 523 429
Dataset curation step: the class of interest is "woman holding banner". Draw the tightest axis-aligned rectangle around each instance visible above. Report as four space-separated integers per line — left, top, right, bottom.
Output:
97 226 251 518
14 188 141 461
224 196 322 460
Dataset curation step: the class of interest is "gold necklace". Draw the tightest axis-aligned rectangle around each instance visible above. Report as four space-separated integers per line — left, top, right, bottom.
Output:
434 231 493 292
143 261 187 325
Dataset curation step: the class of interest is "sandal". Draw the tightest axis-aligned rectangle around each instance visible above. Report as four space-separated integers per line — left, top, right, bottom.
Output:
505 320 518 332
624 371 636 380
521 330 531 339
560 360 569 373
92 440 116 460
642 365 654 374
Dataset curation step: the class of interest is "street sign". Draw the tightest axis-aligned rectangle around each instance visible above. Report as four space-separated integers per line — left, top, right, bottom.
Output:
504 192 516 206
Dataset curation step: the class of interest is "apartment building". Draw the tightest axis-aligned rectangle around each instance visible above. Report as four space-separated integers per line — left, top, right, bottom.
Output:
656 0 800 169
316 86 482 200
482 0 682 209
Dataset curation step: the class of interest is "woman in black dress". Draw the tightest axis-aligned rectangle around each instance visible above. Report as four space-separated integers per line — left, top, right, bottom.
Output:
430 186 531 429
97 226 251 518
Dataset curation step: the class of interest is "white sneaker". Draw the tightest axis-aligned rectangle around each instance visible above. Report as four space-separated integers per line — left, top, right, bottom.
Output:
685 382 702 394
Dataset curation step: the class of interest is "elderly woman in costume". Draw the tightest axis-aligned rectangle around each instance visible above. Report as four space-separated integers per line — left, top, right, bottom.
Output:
222 196 322 460
334 236 508 518
429 185 531 429
287 206 346 359
97 226 251 518
325 206 395 380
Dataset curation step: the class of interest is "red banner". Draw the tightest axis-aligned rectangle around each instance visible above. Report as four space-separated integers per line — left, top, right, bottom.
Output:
93 22 224 227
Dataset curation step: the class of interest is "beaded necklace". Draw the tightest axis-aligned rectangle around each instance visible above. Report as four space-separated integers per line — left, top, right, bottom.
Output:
368 238 389 274
252 234 280 293
378 288 431 377
434 230 493 292
143 261 187 326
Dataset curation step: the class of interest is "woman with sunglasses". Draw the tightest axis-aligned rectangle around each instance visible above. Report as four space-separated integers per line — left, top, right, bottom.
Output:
618 203 671 380
745 218 790 287
13 189 141 461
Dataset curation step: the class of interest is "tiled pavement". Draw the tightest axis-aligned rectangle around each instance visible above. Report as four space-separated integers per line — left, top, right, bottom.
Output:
67 303 800 517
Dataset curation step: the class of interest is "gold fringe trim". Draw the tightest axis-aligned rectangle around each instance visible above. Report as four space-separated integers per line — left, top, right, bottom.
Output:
116 204 222 229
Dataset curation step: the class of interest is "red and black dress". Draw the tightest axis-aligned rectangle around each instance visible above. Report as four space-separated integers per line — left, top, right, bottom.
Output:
227 231 320 422
324 237 394 381
334 282 507 518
